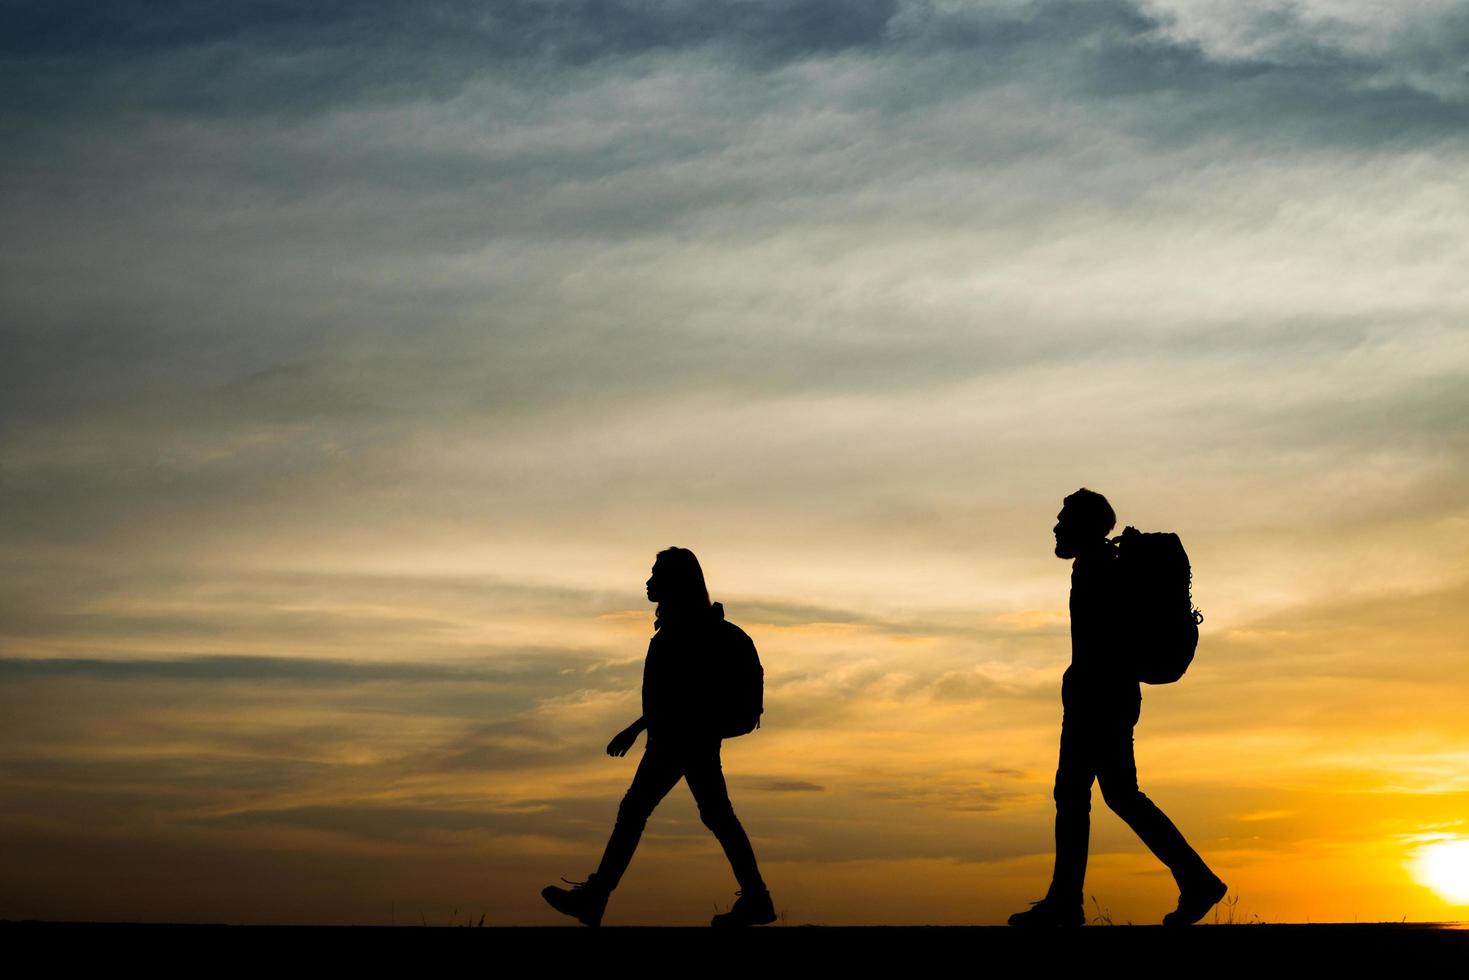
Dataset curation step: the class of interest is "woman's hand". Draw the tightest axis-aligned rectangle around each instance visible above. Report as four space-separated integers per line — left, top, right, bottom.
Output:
606 725 640 757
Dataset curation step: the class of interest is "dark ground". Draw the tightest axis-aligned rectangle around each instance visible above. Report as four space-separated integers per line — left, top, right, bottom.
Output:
4 921 1467 970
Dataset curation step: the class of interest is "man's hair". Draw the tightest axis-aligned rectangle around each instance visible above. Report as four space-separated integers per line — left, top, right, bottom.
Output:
1063 487 1116 538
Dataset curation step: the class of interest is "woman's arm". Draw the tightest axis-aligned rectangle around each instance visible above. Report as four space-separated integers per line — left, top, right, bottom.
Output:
606 716 646 757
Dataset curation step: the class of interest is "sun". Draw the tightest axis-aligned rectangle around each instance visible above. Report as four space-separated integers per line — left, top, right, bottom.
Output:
1410 839 1469 905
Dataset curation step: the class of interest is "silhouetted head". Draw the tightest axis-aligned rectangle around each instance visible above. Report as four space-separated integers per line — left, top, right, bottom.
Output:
1054 488 1116 559
646 547 712 626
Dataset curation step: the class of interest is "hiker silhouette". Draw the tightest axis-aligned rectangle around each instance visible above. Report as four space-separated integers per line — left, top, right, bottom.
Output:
1010 489 1228 927
541 547 773 927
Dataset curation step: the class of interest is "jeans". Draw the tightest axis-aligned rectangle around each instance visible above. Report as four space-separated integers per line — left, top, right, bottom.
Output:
1046 689 1214 906
594 737 765 893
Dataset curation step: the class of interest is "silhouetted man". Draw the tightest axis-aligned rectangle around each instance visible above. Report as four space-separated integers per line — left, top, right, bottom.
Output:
1010 489 1227 927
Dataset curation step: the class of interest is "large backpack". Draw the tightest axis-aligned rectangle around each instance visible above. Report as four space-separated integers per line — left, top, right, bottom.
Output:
713 620 764 738
1112 526 1204 684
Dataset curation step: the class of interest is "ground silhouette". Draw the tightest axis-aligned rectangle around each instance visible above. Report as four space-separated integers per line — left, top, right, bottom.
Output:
5 922 1465 970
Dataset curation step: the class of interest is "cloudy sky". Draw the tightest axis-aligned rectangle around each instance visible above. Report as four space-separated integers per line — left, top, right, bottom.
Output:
2 0 1467 925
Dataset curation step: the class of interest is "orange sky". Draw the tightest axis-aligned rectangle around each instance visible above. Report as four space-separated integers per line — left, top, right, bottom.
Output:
3 0 1469 926
2 535 1466 924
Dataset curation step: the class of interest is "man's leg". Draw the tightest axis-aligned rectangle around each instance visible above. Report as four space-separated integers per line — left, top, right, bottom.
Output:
1095 726 1216 891
593 745 685 890
1046 718 1096 908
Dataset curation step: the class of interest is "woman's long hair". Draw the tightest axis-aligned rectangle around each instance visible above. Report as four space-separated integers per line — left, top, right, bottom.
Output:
652 546 712 628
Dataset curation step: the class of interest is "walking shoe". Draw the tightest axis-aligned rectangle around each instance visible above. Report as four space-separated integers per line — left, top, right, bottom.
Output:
541 875 609 927
710 888 777 927
1008 898 1085 927
1162 876 1228 927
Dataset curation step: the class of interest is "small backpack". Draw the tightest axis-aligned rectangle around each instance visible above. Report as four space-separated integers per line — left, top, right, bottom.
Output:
1113 526 1204 684
714 621 764 738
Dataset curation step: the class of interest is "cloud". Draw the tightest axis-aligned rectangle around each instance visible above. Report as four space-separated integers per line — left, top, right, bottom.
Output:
1 0 900 121
7 2 1468 123
3 0 1469 926
0 653 588 685
195 799 612 844
748 778 827 793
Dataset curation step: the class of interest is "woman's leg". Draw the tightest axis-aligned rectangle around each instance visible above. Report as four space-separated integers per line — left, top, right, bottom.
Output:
684 742 765 892
593 745 685 890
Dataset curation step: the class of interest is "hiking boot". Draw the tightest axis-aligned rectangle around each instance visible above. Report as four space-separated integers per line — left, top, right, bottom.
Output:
1008 898 1085 927
541 875 609 927
710 888 777 927
1162 876 1228 927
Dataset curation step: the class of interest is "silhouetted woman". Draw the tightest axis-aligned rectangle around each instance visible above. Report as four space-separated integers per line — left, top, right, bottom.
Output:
541 547 774 927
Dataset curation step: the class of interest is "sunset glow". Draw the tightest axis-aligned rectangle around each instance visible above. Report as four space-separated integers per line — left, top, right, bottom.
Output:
1413 840 1469 907
3 1 1468 927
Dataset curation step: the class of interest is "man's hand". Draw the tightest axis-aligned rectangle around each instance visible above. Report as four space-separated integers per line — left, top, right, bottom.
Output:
606 725 640 757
